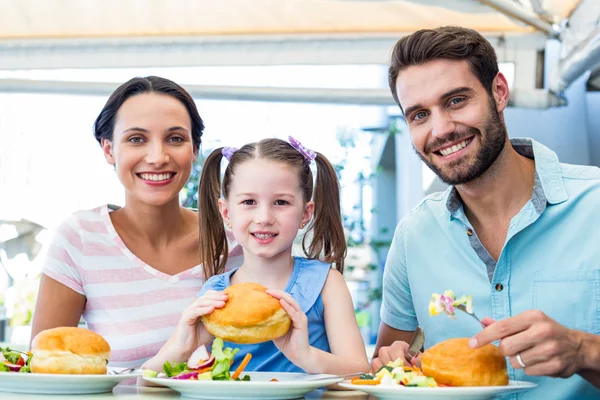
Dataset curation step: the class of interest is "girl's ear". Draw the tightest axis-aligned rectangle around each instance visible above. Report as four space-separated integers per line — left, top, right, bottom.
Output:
301 201 315 228
218 198 230 226
101 139 115 165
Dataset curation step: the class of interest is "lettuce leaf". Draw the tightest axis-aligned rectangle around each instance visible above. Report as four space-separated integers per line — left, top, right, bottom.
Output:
210 338 239 380
163 361 189 378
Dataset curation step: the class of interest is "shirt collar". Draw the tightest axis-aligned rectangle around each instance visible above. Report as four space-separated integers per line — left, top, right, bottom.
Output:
445 138 569 215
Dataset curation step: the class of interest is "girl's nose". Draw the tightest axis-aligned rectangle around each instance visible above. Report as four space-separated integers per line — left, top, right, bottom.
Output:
255 205 275 225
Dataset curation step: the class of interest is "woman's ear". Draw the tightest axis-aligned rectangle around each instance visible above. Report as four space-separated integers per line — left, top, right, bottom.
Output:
301 201 315 228
101 139 115 165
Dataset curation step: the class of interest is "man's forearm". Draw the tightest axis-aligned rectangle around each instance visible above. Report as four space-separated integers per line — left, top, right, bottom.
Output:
578 331 600 389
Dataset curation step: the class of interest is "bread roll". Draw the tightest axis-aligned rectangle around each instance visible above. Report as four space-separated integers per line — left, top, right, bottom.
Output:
421 338 509 386
30 327 111 374
202 282 291 344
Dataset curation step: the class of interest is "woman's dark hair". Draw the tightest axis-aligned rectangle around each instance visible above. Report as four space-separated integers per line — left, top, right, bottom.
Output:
199 138 347 279
93 76 204 151
388 26 499 110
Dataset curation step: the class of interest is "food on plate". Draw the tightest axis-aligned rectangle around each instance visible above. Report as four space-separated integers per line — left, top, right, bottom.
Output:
429 290 473 318
351 358 438 387
30 327 111 374
152 338 251 381
0 346 31 373
421 338 509 387
201 282 291 344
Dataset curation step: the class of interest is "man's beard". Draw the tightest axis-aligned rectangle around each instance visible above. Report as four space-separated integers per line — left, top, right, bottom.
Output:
414 100 507 185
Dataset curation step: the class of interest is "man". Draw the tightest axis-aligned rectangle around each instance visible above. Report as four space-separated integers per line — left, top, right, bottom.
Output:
373 26 600 399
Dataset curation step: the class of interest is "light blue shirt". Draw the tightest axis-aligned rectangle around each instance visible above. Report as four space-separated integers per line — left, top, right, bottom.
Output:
381 138 600 399
198 257 331 373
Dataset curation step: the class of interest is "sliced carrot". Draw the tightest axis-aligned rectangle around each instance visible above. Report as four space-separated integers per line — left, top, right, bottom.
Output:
231 353 252 380
351 378 381 385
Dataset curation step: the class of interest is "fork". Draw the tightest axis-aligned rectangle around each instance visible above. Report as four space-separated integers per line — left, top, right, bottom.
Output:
455 304 485 327
107 367 142 375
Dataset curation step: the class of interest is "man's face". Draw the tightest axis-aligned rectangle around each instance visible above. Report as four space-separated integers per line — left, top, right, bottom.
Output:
395 59 508 185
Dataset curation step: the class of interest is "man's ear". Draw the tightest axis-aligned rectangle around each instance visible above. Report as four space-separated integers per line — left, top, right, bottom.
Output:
101 139 115 165
492 72 510 113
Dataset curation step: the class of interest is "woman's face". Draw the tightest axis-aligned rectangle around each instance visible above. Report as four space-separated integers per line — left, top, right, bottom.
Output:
102 92 197 207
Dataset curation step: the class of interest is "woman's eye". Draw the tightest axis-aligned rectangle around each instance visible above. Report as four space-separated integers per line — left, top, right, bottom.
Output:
128 136 145 144
168 136 184 143
275 200 288 206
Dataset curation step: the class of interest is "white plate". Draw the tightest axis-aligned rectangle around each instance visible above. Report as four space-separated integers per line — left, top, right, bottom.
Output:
338 380 537 400
0 368 141 394
143 371 343 400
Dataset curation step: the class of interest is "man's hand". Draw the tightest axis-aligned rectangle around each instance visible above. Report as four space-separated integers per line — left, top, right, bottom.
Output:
470 311 584 378
371 341 420 372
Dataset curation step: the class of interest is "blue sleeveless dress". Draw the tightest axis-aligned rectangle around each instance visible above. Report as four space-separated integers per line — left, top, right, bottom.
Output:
197 257 331 372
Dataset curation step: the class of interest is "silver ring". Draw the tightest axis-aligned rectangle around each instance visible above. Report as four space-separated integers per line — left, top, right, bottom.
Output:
516 353 527 368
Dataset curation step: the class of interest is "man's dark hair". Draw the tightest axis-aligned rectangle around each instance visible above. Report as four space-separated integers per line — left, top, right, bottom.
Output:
388 26 499 109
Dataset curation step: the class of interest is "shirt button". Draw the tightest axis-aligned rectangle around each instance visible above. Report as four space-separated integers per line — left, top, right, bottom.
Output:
466 228 474 236
495 283 504 292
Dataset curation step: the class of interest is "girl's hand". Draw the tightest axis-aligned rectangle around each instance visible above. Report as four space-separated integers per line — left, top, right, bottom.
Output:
169 290 228 359
267 290 313 370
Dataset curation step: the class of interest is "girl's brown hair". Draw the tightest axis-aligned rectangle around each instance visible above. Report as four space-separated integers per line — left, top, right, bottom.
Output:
198 138 346 279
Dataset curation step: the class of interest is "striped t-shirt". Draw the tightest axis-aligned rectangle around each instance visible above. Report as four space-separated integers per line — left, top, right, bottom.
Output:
41 204 243 368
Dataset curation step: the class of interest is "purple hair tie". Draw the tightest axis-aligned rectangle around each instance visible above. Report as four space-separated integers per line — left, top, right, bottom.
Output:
288 136 316 164
222 146 238 161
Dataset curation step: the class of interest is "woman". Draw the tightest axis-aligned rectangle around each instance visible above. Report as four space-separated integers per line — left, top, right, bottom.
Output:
31 76 242 368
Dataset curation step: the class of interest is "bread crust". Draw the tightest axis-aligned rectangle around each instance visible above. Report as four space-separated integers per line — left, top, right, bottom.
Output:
201 282 291 344
30 327 111 374
421 338 509 386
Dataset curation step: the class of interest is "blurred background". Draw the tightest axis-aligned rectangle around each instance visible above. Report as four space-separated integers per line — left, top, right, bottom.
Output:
1 0 599 349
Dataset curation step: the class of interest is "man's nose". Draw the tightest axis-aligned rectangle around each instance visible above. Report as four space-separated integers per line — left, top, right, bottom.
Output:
431 111 456 139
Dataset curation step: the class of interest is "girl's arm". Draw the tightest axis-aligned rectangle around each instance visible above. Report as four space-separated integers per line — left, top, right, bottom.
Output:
270 269 370 375
141 291 227 373
30 274 86 346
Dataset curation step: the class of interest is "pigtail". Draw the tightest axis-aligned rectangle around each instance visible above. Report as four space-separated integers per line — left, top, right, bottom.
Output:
198 148 229 279
303 152 347 272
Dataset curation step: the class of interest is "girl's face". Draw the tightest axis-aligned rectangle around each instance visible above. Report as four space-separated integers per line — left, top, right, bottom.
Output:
102 93 197 207
219 158 314 263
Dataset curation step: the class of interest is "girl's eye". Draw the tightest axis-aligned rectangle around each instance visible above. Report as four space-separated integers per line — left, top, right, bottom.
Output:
413 111 428 121
128 136 145 144
242 200 256 206
274 200 288 206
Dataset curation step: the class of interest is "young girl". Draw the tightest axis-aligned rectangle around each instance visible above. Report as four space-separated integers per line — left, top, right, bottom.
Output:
144 137 369 375
31 76 242 368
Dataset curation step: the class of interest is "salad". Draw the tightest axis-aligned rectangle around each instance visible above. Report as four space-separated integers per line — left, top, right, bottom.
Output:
351 358 438 387
0 346 31 373
146 338 251 381
429 290 473 318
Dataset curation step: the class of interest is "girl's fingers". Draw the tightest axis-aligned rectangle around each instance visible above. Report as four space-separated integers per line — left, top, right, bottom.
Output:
267 290 302 312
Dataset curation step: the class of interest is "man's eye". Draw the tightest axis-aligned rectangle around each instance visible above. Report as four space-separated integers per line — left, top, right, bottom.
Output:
449 97 464 106
413 111 428 121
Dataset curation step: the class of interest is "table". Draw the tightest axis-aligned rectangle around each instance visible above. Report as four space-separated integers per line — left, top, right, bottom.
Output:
5 385 373 399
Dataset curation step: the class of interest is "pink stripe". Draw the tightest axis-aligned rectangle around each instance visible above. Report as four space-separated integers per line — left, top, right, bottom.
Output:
90 313 180 336
83 267 160 285
43 270 84 295
82 241 124 257
78 219 108 234
47 245 77 269
86 286 200 310
110 341 165 363
57 224 82 251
